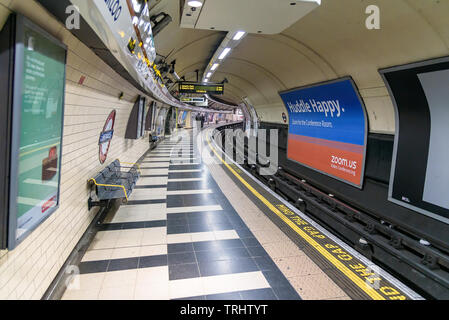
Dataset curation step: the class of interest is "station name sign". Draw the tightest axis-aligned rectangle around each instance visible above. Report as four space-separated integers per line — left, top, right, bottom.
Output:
179 82 224 95
180 97 206 103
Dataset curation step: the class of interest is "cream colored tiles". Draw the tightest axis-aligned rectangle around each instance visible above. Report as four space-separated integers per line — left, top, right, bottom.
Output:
140 163 170 168
103 269 137 288
114 229 145 248
137 177 168 186
144 157 172 162
134 267 170 300
139 245 167 257
63 269 270 301
140 168 169 176
62 288 102 300
87 228 168 251
61 273 105 300
205 147 352 300
166 189 213 195
81 248 114 262
141 227 167 246
214 230 240 240
166 230 239 244
168 278 204 300
167 178 206 182
166 205 222 214
99 284 135 300
88 230 120 250
201 272 270 297
129 188 167 201
104 203 167 224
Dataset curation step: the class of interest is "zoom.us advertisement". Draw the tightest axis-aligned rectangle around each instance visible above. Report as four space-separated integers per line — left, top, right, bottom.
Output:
280 78 367 187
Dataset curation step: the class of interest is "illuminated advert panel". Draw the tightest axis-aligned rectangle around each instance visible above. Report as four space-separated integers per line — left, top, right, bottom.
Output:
7 15 67 249
280 77 368 188
381 57 449 224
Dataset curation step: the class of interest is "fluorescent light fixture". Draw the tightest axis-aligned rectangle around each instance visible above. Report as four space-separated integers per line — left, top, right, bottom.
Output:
218 48 231 60
233 31 246 41
188 1 203 7
206 72 212 78
132 0 142 13
211 63 219 71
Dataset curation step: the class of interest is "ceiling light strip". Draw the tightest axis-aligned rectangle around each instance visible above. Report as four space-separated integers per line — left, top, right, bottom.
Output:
201 29 247 83
233 31 245 41
124 0 224 112
218 47 231 60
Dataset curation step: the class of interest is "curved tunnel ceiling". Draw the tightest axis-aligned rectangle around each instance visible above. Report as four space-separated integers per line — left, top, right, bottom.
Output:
149 0 448 132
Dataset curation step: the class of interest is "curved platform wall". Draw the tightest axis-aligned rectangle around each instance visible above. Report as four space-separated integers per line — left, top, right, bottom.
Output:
199 0 449 247
206 0 449 134
0 0 153 300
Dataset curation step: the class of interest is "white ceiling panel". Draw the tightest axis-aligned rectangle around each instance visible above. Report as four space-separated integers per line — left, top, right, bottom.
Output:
189 0 320 34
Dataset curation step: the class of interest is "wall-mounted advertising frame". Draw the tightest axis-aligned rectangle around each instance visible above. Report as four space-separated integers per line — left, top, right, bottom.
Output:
279 77 368 189
151 102 158 132
145 101 155 131
156 107 168 136
243 98 259 137
125 96 146 140
380 56 449 225
239 103 251 134
2 14 67 249
0 13 14 249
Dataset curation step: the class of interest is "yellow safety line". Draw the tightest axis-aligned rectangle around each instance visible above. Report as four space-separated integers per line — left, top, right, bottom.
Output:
88 178 128 202
206 132 385 300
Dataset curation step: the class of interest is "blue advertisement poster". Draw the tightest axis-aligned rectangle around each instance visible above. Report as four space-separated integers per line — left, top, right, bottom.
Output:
279 77 368 188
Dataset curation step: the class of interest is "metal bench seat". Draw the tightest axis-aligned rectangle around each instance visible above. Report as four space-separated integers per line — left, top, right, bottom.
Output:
88 159 141 210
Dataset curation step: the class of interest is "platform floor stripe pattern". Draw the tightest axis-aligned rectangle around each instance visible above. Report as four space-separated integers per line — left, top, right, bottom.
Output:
62 132 300 300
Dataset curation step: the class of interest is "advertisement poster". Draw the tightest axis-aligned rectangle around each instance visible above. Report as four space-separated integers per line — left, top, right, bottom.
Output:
9 16 66 247
136 97 143 138
280 78 368 188
381 57 449 224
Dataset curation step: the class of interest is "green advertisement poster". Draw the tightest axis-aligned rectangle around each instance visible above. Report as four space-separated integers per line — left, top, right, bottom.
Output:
9 16 66 246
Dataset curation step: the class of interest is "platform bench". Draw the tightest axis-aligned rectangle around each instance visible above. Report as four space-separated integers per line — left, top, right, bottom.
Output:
88 159 141 210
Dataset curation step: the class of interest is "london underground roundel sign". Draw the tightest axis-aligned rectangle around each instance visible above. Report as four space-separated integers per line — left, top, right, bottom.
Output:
282 112 287 123
99 110 116 164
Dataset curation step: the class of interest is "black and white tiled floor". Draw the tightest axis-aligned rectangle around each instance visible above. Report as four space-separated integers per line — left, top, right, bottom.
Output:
62 131 301 300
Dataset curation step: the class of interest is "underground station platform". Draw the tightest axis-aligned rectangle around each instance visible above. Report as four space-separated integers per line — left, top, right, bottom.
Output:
53 128 421 301
1 0 449 313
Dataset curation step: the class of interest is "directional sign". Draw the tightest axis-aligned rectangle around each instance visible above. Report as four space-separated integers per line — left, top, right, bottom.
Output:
180 97 206 103
179 82 224 95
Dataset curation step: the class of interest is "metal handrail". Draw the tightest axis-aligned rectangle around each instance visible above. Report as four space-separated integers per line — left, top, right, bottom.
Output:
88 178 129 202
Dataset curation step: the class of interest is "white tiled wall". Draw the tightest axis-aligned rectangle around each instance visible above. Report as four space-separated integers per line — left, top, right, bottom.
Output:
0 0 157 299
